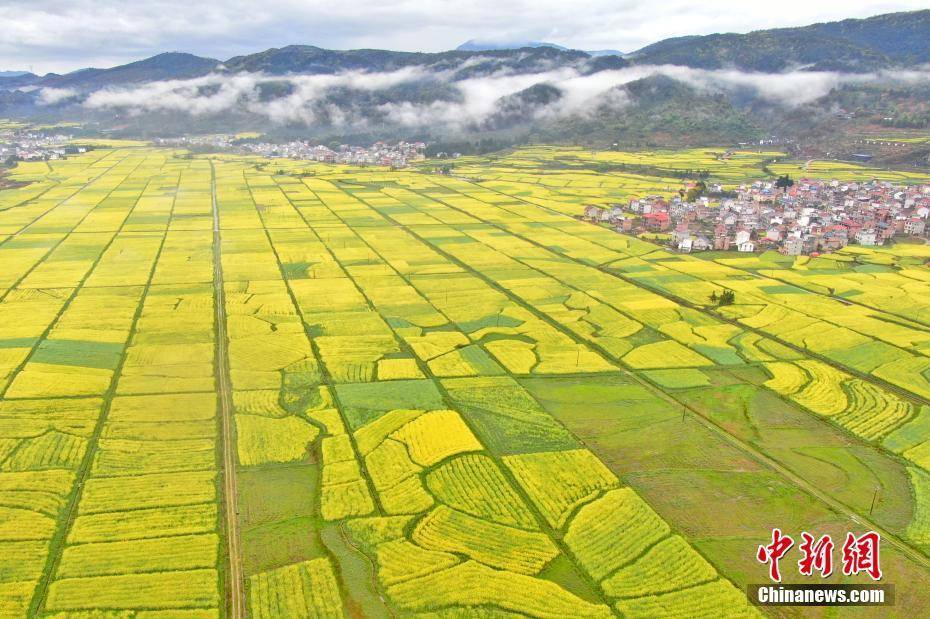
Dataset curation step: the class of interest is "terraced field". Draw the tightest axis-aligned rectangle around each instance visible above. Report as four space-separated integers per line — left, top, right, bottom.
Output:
1 144 929 617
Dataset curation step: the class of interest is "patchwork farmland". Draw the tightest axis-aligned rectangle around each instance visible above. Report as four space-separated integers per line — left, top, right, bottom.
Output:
1 145 929 617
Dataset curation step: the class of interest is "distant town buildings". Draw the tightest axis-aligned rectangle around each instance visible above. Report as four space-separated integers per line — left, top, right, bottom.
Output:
0 129 78 163
582 178 930 255
156 136 427 168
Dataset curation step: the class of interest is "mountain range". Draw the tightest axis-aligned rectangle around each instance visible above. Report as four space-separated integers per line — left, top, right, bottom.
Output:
2 9 929 154
456 40 623 57
629 10 930 72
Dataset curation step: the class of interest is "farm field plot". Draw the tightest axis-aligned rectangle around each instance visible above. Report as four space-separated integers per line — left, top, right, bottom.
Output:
434 146 930 218
0 148 223 617
368 170 930 468
2 144 930 617
216 161 754 617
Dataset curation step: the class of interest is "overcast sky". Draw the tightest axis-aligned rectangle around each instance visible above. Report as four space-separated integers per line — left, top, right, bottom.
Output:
2 0 927 74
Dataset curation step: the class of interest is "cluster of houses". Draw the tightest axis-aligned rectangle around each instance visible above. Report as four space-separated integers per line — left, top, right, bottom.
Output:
0 130 79 163
284 140 427 168
583 178 930 255
156 134 426 168
157 136 427 167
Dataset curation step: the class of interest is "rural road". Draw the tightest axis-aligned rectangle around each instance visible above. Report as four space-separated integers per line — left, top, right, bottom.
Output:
211 160 246 618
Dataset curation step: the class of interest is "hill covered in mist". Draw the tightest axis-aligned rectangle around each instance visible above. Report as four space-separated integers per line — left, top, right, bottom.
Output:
3 9 930 152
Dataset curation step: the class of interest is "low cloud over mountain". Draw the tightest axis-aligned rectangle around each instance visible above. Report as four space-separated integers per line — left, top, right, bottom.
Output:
4 10 930 144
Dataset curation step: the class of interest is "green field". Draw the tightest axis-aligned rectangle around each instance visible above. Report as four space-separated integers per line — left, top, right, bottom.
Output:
0 144 928 617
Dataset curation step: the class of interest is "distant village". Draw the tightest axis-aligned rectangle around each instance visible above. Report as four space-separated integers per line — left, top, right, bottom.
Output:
583 178 930 255
0 130 82 164
157 136 427 168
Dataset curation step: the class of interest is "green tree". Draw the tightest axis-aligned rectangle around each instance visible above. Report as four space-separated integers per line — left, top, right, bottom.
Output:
719 289 736 305
685 180 707 202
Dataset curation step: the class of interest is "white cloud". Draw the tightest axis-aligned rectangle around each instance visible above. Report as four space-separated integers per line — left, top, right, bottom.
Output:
83 67 430 124
76 63 930 133
37 86 77 104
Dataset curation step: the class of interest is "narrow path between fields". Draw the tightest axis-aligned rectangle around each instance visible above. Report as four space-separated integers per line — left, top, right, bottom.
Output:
211 160 246 619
